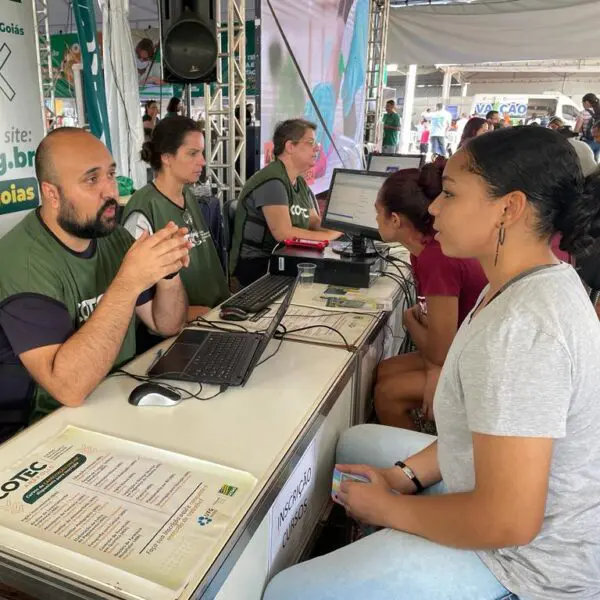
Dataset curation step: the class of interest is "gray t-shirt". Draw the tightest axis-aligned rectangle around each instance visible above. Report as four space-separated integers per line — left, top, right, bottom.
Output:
240 180 318 260
435 263 600 600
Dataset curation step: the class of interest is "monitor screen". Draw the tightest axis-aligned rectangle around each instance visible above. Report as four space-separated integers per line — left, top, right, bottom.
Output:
323 170 387 237
367 153 423 173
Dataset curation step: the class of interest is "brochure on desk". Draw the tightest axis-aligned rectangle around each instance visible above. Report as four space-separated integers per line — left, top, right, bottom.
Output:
0 426 257 595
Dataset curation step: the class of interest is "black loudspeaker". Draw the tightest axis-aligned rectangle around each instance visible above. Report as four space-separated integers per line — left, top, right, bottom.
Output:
160 0 217 83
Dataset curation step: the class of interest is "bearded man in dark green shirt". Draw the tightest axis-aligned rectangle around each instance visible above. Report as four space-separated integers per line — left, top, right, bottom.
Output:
0 128 190 439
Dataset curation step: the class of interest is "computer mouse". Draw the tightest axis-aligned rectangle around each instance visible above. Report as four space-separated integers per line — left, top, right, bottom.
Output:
128 382 182 407
219 306 249 322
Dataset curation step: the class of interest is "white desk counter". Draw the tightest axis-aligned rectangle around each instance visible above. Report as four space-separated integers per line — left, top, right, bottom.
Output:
0 340 356 600
0 246 413 600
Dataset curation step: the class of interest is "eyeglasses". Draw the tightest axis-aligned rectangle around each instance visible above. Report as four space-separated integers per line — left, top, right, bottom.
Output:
297 138 318 148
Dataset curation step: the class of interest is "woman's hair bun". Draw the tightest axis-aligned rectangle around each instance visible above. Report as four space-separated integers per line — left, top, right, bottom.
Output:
417 157 446 200
560 169 600 257
140 140 154 164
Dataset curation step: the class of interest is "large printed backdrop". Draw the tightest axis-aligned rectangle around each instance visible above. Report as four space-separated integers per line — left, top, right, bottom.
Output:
261 0 368 193
49 24 257 101
0 0 44 236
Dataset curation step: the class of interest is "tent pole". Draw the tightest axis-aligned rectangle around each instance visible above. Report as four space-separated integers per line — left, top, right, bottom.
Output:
400 63 416 154
441 67 452 106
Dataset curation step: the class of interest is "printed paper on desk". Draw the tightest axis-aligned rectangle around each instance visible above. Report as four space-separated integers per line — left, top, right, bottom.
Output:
248 304 376 348
0 426 256 591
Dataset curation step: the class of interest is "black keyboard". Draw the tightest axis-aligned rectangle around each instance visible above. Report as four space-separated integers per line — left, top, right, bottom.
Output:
185 333 256 383
222 275 295 313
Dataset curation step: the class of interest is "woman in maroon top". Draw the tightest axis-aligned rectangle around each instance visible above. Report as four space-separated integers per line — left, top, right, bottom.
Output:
374 159 487 429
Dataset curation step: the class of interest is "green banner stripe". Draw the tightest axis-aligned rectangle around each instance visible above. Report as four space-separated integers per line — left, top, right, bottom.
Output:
0 177 39 215
23 454 87 504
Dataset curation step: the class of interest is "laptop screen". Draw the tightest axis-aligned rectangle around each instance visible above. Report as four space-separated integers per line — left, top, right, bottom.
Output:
263 278 297 341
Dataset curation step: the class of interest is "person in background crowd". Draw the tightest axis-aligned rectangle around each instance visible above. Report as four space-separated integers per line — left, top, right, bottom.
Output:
418 119 430 155
263 126 600 600
142 100 159 141
458 117 489 149
246 103 256 126
485 110 500 130
0 128 190 442
557 125 598 179
229 119 341 287
446 120 459 157
575 93 600 159
165 97 184 119
373 159 487 430
548 116 564 130
540 112 551 128
122 116 229 324
456 112 469 139
526 113 541 126
592 119 600 151
382 100 402 154
429 103 452 158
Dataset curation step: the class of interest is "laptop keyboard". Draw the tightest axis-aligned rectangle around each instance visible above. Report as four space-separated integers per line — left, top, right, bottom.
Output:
185 333 255 382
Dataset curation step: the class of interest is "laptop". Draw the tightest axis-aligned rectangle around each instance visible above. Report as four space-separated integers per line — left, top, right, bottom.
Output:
148 278 298 387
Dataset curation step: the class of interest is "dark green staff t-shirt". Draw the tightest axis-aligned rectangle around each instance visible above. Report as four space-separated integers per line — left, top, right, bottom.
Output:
382 112 401 147
122 183 229 308
0 210 144 423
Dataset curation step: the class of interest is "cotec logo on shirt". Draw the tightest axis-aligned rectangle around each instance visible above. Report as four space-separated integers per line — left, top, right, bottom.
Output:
78 295 103 324
290 205 309 219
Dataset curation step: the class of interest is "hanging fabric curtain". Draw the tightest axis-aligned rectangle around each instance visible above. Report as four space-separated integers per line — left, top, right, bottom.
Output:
72 0 112 150
99 0 146 188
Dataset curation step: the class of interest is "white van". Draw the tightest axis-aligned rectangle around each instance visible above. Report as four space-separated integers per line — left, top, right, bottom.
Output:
471 92 581 127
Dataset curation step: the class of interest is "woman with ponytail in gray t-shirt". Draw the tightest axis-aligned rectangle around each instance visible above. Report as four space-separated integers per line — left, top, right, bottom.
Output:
264 127 600 600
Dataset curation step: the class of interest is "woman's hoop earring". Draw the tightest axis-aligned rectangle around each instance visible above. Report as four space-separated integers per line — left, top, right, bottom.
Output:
494 223 506 267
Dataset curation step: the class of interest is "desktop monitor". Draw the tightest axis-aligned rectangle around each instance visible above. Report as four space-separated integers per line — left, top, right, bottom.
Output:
322 169 387 257
367 153 424 173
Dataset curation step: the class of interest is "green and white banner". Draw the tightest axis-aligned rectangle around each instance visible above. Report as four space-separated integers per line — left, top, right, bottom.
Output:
72 0 112 150
0 0 44 237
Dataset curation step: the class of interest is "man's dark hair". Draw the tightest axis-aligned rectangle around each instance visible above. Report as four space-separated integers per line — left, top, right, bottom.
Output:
273 119 317 158
436 103 443 110
486 110 499 120
386 100 395 106
35 127 83 186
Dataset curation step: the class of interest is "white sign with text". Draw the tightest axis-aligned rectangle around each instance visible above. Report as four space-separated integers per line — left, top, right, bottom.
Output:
269 439 317 574
0 0 44 237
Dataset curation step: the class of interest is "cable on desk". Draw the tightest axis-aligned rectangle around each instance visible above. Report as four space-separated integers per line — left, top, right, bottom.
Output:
275 324 353 352
188 315 250 333
111 368 226 402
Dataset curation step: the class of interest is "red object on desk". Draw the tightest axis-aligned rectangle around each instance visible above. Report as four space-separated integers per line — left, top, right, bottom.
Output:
284 238 328 251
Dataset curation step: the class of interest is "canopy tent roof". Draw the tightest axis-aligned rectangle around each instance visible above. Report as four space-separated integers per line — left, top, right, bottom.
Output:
47 0 158 32
46 0 259 33
386 0 599 66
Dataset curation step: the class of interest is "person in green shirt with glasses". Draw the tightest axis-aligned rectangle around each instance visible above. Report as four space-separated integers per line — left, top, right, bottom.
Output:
229 119 342 287
382 100 402 154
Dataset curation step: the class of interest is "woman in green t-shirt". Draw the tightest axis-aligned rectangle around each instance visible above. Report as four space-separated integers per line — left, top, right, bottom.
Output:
122 116 229 323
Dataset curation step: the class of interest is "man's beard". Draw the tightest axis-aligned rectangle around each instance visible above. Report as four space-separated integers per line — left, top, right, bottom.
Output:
57 192 119 239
